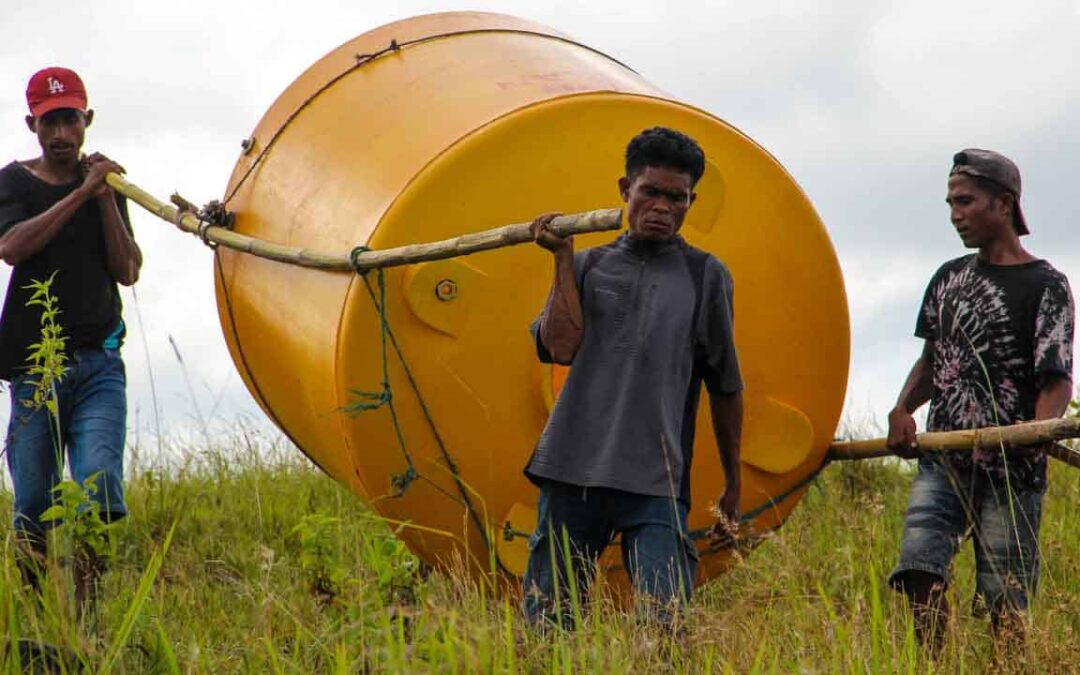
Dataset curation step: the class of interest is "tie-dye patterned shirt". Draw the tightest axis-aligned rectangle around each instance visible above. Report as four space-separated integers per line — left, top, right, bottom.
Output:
917 254 1074 489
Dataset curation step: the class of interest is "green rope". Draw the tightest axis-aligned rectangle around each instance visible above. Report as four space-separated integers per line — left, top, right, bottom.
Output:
497 461 831 554
344 254 417 496
346 250 503 570
345 266 393 412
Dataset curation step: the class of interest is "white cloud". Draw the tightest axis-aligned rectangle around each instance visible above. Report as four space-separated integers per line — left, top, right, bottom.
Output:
868 1 1080 142
0 0 1076 450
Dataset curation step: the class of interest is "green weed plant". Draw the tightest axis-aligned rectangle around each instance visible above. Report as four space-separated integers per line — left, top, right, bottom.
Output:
292 512 348 604
40 472 113 559
21 272 66 416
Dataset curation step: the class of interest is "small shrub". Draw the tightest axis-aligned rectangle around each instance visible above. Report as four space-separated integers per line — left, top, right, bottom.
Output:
40 472 113 559
292 512 348 604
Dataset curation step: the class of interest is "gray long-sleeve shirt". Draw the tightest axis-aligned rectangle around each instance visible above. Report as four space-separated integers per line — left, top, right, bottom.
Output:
525 233 742 506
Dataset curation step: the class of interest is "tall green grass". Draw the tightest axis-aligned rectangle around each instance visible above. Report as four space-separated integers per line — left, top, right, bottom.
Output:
3 435 1080 672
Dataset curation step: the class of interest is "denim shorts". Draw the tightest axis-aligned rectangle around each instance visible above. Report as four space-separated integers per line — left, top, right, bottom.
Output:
522 480 698 626
889 457 1044 613
5 348 128 534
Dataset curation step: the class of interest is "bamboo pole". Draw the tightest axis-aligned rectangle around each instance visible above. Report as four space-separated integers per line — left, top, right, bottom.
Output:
348 207 622 271
827 417 1080 469
105 172 622 272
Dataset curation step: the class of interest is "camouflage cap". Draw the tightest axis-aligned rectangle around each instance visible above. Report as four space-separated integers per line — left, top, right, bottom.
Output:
950 148 1028 235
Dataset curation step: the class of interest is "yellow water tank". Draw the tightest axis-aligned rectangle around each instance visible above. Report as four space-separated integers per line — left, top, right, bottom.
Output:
216 11 849 586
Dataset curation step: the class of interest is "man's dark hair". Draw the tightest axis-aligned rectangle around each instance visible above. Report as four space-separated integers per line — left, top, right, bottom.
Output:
625 127 706 186
969 174 1019 229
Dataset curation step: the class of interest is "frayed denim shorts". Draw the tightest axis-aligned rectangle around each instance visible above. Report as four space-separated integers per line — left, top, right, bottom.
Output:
889 457 1044 613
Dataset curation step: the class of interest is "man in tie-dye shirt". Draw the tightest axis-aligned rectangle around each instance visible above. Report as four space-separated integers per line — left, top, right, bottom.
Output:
885 149 1074 651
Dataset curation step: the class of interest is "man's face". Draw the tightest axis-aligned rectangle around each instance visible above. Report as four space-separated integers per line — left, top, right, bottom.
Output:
946 173 1013 249
25 108 91 165
618 165 696 241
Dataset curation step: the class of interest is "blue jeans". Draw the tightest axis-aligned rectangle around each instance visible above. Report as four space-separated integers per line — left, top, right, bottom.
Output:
522 480 697 626
889 457 1044 614
6 348 128 535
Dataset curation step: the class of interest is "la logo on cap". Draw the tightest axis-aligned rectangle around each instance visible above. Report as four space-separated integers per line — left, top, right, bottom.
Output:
26 67 88 117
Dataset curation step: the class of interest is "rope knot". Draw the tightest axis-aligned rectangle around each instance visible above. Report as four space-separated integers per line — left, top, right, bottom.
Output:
170 194 235 251
197 220 218 250
344 387 390 413
355 38 403 66
350 245 372 275
501 522 532 542
390 466 417 496
199 200 235 230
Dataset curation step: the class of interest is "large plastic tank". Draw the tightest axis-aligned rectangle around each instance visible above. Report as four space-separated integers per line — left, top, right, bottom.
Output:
216 11 849 586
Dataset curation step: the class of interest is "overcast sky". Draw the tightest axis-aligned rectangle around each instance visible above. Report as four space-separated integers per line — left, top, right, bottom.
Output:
1 0 1078 455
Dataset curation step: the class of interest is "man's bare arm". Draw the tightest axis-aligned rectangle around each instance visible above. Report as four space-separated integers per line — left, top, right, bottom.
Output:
82 154 140 285
710 390 742 516
887 340 934 457
531 213 583 364
1035 375 1072 420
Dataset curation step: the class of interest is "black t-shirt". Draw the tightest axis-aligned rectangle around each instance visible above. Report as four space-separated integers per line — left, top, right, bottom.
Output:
917 254 1074 489
0 161 131 380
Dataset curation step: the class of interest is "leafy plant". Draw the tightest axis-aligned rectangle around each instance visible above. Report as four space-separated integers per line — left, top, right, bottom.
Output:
292 512 348 604
360 520 420 606
21 271 67 416
40 471 113 558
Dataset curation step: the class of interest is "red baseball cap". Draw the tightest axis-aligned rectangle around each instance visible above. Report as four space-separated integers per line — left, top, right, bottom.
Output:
26 67 88 118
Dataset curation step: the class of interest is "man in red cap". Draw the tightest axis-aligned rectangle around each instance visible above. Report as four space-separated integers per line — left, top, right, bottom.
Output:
0 67 141 616
886 149 1074 650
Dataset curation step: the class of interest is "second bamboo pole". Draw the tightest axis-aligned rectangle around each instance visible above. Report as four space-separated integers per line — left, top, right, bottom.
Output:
827 417 1080 469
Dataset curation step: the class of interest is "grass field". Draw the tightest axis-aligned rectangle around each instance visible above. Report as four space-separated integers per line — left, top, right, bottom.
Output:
3 430 1080 673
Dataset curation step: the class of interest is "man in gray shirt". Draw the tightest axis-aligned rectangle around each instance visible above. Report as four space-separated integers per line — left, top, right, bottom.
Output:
522 127 743 626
